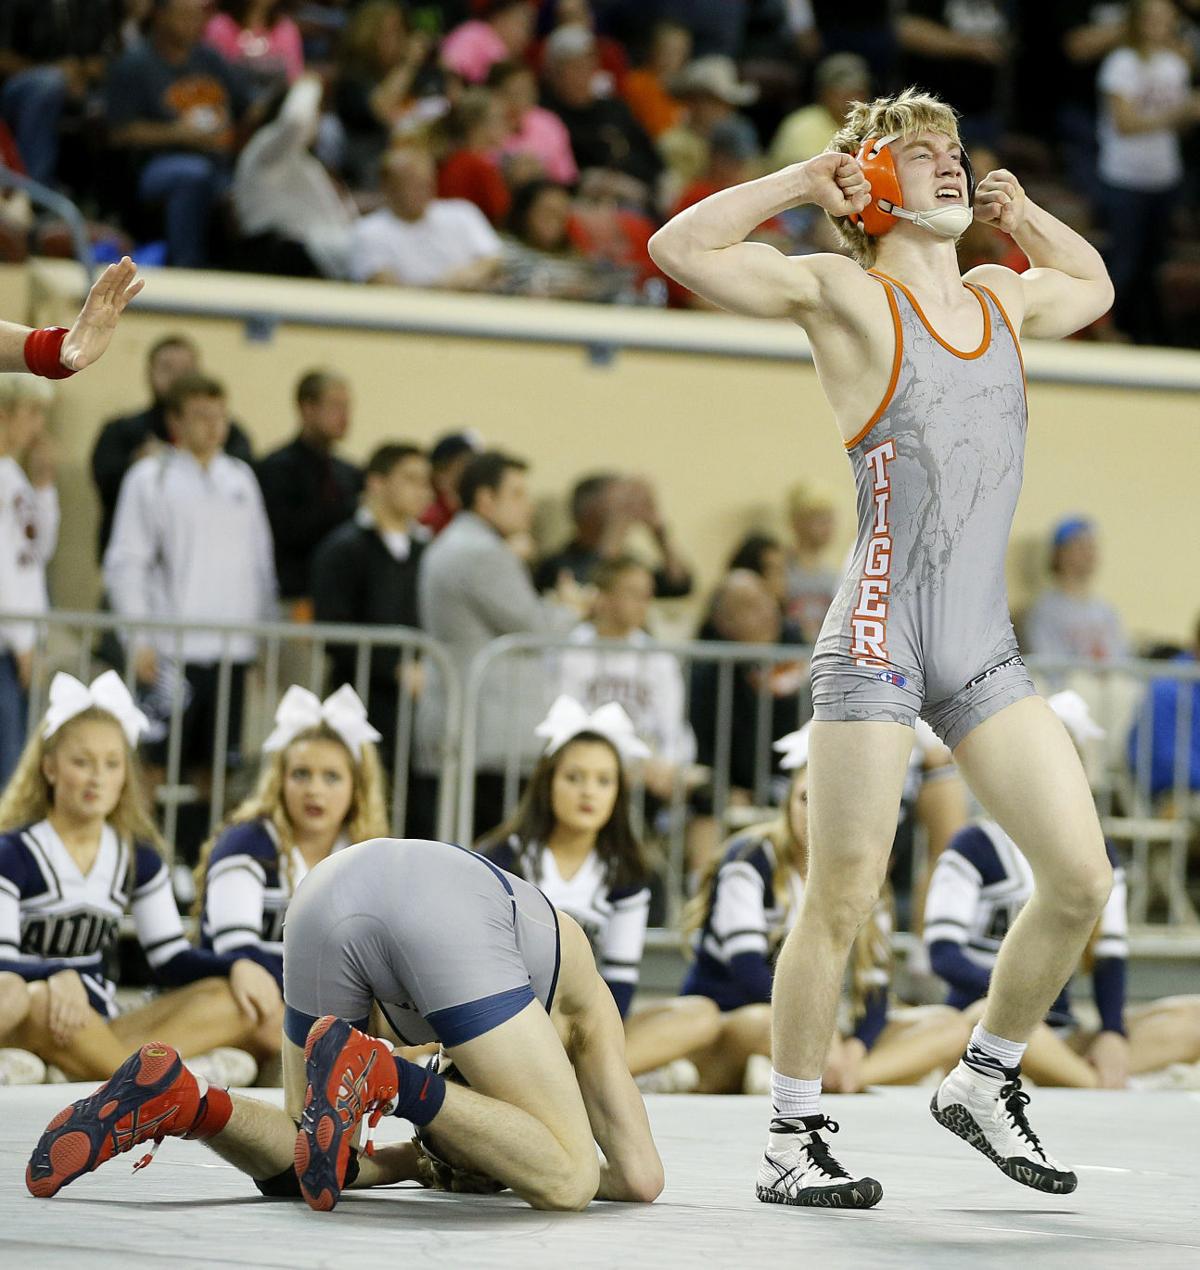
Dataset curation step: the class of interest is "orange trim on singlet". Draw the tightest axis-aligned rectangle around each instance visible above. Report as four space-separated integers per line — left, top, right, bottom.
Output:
868 269 991 360
844 276 903 451
975 283 1025 382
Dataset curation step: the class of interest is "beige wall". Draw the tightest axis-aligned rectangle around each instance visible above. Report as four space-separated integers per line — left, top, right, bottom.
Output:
26 279 1200 646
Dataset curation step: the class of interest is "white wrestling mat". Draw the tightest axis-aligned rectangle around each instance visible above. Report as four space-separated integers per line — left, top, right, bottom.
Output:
1 1086 1196 1270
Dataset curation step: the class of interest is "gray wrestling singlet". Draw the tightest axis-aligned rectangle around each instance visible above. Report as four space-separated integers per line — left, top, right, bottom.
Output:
811 269 1037 748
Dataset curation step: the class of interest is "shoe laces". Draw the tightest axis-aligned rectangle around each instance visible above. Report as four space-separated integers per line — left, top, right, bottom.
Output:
999 1078 1045 1156
772 1115 852 1181
132 1138 164 1173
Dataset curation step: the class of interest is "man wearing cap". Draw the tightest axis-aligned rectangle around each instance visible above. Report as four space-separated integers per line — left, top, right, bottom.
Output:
784 480 840 646
1024 517 1129 663
541 26 661 192
769 54 871 171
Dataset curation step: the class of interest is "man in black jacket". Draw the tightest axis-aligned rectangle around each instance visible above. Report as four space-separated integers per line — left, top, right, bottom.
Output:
312 442 431 767
256 369 362 617
91 333 253 559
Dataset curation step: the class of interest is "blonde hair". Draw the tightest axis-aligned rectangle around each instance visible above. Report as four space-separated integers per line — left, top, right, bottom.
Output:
195 724 389 907
0 708 163 853
683 774 891 1021
825 87 963 268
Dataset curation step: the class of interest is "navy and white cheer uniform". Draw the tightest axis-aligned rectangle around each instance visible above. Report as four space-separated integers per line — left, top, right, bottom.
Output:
199 818 348 987
682 830 890 1049
485 836 651 1018
924 821 1128 1033
282 838 562 1050
0 820 231 1017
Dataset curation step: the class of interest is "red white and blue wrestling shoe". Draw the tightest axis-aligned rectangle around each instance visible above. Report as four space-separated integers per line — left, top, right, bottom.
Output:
295 1016 398 1212
26 1043 207 1198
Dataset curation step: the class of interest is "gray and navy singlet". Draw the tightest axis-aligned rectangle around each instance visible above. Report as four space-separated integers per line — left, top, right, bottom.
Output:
811 269 1037 749
282 838 561 1050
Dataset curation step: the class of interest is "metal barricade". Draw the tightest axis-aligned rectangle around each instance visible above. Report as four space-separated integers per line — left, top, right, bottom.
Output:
2 609 462 855
457 631 814 926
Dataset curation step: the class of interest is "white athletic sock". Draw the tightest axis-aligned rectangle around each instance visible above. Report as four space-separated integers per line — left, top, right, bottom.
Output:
959 1024 1027 1095
770 1070 821 1120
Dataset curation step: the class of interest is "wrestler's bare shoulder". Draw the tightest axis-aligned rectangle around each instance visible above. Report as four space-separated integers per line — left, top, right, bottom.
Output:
962 262 1030 330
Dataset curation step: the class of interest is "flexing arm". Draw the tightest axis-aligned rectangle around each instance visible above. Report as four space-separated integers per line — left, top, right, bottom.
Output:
647 153 870 320
967 169 1113 339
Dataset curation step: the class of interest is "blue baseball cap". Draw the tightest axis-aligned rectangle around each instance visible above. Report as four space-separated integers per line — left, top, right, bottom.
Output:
1051 516 1094 549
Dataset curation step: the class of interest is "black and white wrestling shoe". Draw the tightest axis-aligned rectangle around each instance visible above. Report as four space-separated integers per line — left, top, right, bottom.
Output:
756 1115 883 1209
931 1065 1077 1194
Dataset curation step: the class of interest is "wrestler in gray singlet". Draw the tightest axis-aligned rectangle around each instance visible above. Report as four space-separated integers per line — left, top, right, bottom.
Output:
811 270 1036 749
282 838 560 1049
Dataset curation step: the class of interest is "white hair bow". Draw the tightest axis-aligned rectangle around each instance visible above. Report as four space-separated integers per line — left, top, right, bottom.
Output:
262 684 382 758
535 695 652 761
43 670 151 747
773 722 811 772
1048 690 1106 745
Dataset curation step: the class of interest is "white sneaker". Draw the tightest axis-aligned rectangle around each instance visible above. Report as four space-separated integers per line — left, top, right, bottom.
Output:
756 1116 883 1209
185 1047 258 1088
931 1064 1076 1194
45 1064 68 1084
1130 1061 1200 1091
742 1052 773 1096
0 1048 47 1086
634 1059 699 1094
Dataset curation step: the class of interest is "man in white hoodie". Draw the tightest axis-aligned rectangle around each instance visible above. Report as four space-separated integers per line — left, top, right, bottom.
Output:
104 372 276 855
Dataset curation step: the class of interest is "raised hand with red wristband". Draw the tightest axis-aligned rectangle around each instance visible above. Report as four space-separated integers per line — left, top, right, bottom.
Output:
2 256 143 378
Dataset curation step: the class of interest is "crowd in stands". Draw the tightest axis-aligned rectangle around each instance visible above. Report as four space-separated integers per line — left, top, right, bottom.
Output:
2 1 1200 344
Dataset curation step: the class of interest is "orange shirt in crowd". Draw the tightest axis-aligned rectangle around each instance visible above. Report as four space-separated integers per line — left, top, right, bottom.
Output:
621 68 683 137
437 149 512 227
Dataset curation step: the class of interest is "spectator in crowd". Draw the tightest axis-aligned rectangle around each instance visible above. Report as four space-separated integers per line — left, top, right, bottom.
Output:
500 178 635 301
1128 614 1200 800
440 0 537 86
0 0 118 188
768 53 871 170
811 0 899 88
419 429 481 536
557 557 697 799
1051 0 1130 206
256 369 361 617
0 375 55 785
312 443 431 766
91 334 253 561
436 87 512 225
489 59 578 185
416 450 586 835
689 569 807 804
333 0 433 186
784 479 839 645
104 0 253 268
541 26 662 194
621 20 691 139
728 532 788 612
232 72 360 278
103 372 277 860
671 115 767 216
656 0 750 60
1096 0 1200 345
533 0 630 91
350 146 504 290
897 0 1010 146
204 1 305 91
535 473 693 599
1024 517 1130 662
658 55 759 209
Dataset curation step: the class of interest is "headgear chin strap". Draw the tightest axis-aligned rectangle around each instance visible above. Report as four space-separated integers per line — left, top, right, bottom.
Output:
850 132 975 241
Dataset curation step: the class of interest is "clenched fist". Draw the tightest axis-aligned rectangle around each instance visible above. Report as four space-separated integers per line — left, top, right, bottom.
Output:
973 168 1027 234
799 151 872 217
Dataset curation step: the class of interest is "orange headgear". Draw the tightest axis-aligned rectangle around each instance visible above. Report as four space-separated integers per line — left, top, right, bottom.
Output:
849 133 976 240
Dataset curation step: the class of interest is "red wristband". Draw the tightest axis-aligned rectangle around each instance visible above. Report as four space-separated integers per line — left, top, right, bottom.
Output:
23 327 76 380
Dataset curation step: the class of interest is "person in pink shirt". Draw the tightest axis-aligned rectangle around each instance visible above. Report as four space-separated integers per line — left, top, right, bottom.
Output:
441 0 536 86
488 60 578 185
204 1 304 87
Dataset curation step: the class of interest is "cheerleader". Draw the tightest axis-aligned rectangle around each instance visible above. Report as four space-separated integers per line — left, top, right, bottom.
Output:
196 685 388 993
925 691 1200 1089
682 724 969 1093
0 672 276 1082
480 696 719 1086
